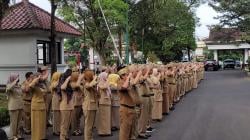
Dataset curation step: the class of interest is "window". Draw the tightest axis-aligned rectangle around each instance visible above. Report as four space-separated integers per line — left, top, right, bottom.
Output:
37 40 61 65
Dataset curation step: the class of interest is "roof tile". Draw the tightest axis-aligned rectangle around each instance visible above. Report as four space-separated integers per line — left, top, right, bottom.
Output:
1 1 81 36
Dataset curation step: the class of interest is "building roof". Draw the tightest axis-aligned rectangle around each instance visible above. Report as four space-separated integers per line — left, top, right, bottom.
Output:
206 28 244 42
0 0 81 36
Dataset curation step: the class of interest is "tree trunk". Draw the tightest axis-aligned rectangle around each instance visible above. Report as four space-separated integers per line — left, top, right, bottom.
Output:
50 0 57 76
118 28 122 58
187 47 191 61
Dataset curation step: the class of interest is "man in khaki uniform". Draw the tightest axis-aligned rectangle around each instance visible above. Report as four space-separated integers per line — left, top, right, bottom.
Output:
21 72 33 135
118 66 141 140
6 74 24 140
137 65 151 139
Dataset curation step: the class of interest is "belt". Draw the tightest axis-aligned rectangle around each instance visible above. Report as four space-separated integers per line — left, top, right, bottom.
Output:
149 94 154 96
142 95 151 97
121 104 135 109
23 99 31 102
168 83 176 85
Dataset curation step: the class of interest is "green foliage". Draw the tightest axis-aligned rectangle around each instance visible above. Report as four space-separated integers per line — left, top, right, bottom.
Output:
130 0 197 63
0 94 9 127
147 51 160 63
57 0 128 65
64 38 89 67
0 107 9 127
209 0 250 39
218 50 243 61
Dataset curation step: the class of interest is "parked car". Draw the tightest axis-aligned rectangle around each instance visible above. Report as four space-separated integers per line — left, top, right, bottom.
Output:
223 59 236 69
204 60 220 71
235 60 241 68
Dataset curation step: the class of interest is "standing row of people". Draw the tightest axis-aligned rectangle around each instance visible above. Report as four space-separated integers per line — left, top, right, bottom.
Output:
5 62 204 140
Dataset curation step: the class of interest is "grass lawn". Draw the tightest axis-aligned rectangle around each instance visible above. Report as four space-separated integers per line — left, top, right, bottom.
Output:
0 94 8 109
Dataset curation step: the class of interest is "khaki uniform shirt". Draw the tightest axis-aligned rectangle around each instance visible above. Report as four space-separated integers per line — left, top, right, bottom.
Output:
6 85 24 110
82 81 98 111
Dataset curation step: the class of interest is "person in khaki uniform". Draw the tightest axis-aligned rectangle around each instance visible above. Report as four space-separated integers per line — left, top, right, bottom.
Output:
129 65 143 140
108 71 120 131
28 72 47 140
6 74 24 140
21 72 33 135
148 68 163 121
81 70 98 140
137 65 151 139
166 65 177 110
71 71 83 136
59 69 75 140
50 72 62 136
38 66 52 127
162 66 170 115
97 72 112 136
117 66 139 140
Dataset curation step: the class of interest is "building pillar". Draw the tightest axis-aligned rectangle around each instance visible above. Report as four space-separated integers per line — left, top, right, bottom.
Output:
244 49 249 64
213 50 218 61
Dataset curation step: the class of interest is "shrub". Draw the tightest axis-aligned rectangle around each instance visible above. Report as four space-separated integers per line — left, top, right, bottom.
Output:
0 108 9 127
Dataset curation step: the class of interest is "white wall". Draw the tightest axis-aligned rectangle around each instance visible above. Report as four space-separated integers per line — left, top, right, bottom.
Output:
0 35 36 65
0 35 66 84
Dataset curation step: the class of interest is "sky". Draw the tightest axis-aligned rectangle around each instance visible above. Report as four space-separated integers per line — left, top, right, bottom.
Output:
19 0 220 39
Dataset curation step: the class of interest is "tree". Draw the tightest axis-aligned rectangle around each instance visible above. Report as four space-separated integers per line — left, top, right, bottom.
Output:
129 0 197 63
57 0 128 65
209 0 250 39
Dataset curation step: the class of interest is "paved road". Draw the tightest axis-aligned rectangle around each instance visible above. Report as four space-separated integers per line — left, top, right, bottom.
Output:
19 70 250 139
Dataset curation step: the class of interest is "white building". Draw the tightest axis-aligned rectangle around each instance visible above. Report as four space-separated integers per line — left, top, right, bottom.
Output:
0 0 81 84
195 41 206 60
205 28 250 63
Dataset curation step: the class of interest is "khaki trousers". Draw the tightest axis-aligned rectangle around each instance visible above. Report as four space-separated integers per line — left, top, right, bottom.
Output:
111 106 120 128
168 84 176 107
138 97 150 136
52 110 60 134
31 109 46 140
130 107 140 139
9 109 23 139
119 106 136 140
97 105 111 135
152 101 163 120
162 93 168 113
84 110 96 140
23 102 31 133
60 110 72 140
46 94 52 124
71 106 82 132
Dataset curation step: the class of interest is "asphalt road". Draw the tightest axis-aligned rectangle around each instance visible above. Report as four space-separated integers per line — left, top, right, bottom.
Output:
23 70 250 140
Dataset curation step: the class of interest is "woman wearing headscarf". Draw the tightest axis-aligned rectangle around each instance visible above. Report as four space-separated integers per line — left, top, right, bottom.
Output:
71 71 83 136
59 69 74 140
108 69 120 131
6 74 24 140
97 72 112 136
147 68 163 121
50 72 62 136
82 70 98 140
28 72 47 140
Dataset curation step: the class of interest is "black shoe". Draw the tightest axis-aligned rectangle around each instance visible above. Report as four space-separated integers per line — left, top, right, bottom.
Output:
99 134 113 137
162 113 169 115
53 132 60 136
138 135 148 139
111 127 118 131
146 134 151 137
47 123 52 127
24 131 31 135
170 106 175 111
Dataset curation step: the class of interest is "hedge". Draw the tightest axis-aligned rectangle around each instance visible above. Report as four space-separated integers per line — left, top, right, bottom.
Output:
0 108 9 127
